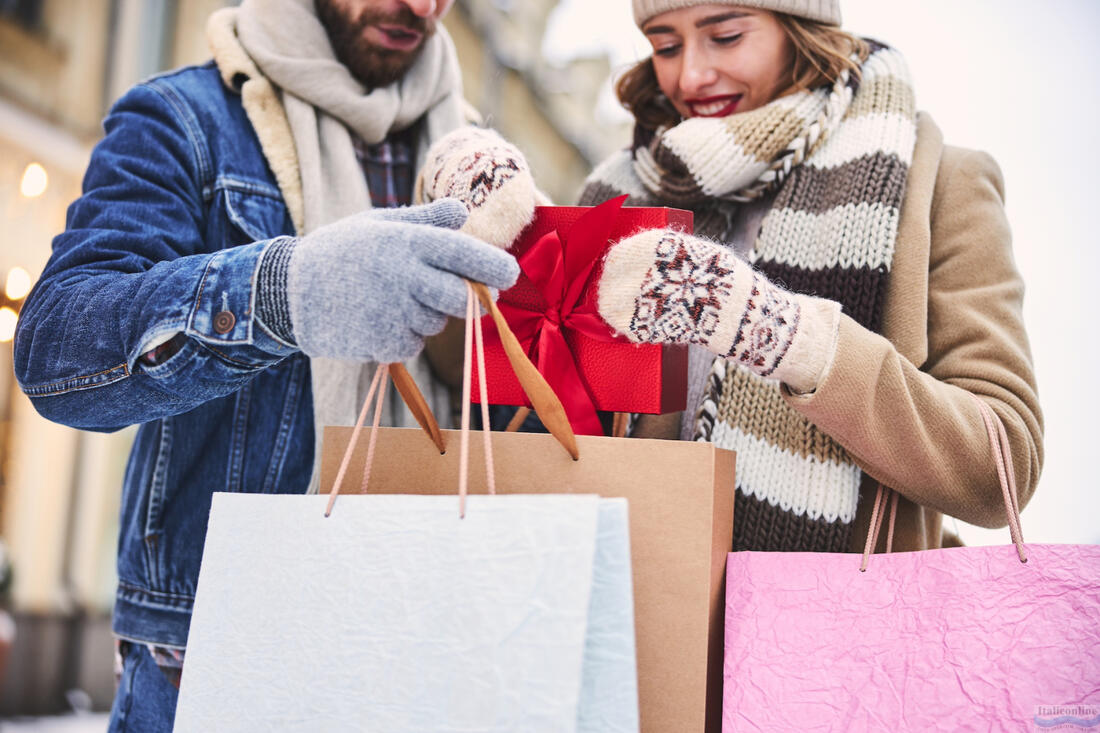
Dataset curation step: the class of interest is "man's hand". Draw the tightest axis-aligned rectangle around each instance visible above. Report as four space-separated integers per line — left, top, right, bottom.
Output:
256 199 519 363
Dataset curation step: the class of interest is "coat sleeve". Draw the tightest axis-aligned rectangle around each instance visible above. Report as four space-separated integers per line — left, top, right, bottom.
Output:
13 80 297 432
782 148 1043 528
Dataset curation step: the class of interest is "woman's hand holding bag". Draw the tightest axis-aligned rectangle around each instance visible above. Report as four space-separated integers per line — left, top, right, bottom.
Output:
597 228 841 395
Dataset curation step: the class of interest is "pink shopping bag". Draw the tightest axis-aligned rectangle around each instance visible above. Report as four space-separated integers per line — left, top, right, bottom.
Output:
723 397 1100 732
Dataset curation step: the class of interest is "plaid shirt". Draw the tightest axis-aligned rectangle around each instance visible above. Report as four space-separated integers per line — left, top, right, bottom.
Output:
353 124 418 209
115 639 185 689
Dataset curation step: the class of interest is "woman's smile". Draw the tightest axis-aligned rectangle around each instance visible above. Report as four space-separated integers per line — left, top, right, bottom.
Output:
686 94 743 117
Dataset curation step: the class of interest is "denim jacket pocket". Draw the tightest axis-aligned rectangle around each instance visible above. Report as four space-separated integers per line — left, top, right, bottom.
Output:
218 182 290 246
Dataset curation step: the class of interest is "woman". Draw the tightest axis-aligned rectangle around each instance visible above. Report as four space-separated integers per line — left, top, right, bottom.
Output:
581 0 1043 553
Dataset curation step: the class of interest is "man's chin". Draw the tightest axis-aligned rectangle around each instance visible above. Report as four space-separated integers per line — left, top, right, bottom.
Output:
347 48 424 90
315 0 434 91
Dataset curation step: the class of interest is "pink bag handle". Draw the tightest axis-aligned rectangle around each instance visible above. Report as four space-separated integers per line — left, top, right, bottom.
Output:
325 364 389 518
457 281 497 517
859 393 1027 571
324 284 498 518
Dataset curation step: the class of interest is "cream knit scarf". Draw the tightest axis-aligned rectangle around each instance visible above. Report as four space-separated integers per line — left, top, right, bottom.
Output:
581 43 917 551
230 0 468 491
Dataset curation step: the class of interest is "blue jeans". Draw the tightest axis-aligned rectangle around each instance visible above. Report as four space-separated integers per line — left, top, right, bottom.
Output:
108 642 178 732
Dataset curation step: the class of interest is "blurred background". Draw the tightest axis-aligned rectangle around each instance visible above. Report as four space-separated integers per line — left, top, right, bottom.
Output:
0 0 1096 724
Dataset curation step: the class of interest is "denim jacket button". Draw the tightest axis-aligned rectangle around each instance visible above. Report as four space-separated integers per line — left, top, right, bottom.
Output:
213 310 236 334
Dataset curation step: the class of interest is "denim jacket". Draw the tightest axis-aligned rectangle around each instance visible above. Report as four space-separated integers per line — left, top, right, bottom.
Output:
13 62 314 647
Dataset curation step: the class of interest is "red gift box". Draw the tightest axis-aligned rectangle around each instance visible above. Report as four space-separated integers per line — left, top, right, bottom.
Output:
472 195 692 436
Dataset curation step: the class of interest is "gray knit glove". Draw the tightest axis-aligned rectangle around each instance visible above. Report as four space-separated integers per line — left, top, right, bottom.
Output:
598 229 841 394
255 199 519 363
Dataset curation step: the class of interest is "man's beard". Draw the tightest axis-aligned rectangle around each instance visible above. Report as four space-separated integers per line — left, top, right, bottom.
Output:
315 0 436 90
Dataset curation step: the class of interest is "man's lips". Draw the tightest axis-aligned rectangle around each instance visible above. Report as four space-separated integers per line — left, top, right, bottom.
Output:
687 95 743 118
368 24 424 51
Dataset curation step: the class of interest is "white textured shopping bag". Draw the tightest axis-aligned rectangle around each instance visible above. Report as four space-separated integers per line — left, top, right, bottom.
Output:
177 285 640 731
174 492 638 732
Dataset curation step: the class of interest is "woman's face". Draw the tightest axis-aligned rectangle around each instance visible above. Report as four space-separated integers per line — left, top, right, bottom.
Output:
643 5 794 119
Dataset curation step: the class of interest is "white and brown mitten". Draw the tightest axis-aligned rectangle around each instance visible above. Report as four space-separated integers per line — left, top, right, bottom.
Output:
417 127 546 250
598 229 841 394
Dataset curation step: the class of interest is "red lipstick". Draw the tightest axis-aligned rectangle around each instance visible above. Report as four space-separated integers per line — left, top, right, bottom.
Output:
686 94 743 118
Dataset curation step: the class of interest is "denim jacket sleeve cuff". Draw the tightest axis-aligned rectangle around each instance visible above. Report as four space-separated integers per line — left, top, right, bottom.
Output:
179 238 298 361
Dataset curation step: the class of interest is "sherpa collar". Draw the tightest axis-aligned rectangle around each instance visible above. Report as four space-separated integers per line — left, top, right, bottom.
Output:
207 8 305 234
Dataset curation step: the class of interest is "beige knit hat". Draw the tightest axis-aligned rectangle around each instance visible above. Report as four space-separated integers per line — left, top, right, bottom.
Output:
633 0 841 27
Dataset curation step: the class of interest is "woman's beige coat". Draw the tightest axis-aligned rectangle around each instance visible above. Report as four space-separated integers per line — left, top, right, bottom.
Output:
639 112 1043 552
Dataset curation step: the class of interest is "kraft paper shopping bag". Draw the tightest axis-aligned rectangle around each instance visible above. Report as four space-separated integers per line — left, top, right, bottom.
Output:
322 283 736 732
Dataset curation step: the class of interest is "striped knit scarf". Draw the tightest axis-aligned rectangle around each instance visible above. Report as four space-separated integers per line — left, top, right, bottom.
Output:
580 43 917 552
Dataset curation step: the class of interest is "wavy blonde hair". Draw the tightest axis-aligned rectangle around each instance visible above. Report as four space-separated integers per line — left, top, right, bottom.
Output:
617 14 870 133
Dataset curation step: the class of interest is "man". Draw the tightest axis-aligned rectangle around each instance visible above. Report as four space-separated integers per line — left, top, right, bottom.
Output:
12 0 523 728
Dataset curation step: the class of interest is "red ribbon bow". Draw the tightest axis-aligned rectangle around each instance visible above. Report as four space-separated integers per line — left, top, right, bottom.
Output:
485 195 632 435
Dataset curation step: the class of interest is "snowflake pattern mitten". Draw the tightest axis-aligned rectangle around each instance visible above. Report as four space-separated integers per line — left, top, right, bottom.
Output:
417 127 541 250
598 229 842 394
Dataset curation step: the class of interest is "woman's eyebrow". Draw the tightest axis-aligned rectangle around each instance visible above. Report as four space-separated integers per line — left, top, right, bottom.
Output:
644 10 750 35
697 11 750 28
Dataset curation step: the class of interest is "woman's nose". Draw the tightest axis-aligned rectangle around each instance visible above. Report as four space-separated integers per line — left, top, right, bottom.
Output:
678 46 719 97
